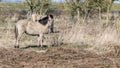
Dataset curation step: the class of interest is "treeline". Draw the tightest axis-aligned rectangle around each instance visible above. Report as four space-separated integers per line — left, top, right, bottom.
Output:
24 0 115 18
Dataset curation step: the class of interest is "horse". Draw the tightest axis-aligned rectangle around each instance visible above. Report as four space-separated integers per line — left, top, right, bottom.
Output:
32 14 54 33
14 14 54 48
38 15 54 33
31 13 41 22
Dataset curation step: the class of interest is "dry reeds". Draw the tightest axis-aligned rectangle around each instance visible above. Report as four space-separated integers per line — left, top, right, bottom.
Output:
1 11 120 54
53 14 120 54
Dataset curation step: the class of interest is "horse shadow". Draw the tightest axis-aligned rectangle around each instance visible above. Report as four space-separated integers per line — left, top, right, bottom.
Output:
21 45 48 49
53 31 60 33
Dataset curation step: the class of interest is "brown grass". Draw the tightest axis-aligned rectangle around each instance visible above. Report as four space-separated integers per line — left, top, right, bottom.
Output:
1 10 120 54
1 8 120 68
54 16 120 54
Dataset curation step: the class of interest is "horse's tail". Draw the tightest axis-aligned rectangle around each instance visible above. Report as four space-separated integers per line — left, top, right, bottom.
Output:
14 25 18 40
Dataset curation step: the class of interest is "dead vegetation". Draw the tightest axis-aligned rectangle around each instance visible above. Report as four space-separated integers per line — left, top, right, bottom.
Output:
0 5 120 68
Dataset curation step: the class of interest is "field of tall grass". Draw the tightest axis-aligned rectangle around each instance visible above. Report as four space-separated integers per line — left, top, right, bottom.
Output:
0 2 120 55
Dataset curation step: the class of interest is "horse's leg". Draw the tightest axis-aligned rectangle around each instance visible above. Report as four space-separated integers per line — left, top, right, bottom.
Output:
38 34 43 48
40 34 44 48
14 26 24 48
15 34 22 48
15 33 23 48
37 37 40 47
14 25 19 48
15 38 19 48
50 22 54 33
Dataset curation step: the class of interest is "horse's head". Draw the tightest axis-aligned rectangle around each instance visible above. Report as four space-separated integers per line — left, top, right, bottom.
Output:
38 14 54 33
47 15 54 25
32 13 41 22
47 15 54 33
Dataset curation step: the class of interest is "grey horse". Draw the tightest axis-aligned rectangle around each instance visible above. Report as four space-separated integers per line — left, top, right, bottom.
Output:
14 14 54 48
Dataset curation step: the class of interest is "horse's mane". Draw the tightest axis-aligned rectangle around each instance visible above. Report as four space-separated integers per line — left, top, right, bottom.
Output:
38 15 53 25
38 16 48 25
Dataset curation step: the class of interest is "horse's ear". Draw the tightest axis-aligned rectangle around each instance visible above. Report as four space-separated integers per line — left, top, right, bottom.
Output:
49 15 53 19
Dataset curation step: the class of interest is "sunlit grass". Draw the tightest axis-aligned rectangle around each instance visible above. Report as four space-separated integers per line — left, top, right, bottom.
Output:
0 2 28 9
111 4 120 10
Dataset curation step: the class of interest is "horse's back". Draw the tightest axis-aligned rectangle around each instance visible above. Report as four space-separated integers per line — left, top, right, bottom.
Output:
16 19 29 27
26 21 44 35
15 19 29 33
16 19 28 25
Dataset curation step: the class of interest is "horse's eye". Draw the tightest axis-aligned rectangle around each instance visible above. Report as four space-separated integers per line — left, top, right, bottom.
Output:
35 19 37 21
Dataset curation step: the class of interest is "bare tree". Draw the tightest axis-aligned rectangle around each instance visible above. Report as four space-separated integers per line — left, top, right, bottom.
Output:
65 0 81 21
25 0 51 15
65 0 114 19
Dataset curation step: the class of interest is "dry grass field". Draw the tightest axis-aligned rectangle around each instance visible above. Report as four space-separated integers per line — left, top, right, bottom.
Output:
0 2 120 68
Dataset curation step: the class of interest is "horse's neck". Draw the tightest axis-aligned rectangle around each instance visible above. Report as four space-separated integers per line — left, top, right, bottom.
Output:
38 21 49 29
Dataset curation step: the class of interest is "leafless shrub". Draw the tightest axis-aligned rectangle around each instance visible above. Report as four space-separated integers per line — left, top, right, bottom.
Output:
91 26 120 54
52 15 120 54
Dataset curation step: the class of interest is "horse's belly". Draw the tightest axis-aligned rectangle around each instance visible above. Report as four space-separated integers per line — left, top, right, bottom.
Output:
26 21 48 35
26 23 41 35
26 27 39 35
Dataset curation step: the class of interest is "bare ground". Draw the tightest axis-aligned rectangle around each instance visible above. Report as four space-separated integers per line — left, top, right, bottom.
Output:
0 46 119 68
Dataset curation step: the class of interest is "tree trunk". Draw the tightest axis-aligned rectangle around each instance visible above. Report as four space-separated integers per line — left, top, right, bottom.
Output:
30 6 33 13
77 8 80 22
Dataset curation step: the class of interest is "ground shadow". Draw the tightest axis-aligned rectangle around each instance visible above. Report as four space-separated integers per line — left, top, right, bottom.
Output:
21 45 48 49
54 31 60 33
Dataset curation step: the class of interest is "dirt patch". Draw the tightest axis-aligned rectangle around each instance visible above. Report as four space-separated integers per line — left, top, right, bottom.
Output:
0 47 119 68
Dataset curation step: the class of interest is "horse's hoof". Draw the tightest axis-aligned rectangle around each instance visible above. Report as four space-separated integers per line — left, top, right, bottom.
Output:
14 46 19 48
